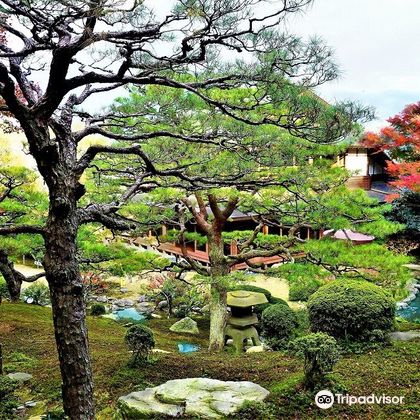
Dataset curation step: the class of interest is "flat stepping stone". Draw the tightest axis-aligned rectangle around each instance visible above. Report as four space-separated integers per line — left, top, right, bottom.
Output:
390 331 420 341
118 377 269 419
7 372 33 382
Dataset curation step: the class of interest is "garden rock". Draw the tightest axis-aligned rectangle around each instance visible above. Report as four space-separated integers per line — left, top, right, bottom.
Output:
118 377 269 419
169 317 199 335
246 345 265 353
7 372 33 382
96 296 108 303
158 300 168 309
390 331 420 341
114 298 134 308
136 302 153 314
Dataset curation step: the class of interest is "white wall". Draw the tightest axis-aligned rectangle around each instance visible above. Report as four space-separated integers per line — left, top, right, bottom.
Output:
345 150 368 176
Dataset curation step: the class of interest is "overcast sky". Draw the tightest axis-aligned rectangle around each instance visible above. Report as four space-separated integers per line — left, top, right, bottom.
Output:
284 0 420 130
148 0 420 131
52 0 420 133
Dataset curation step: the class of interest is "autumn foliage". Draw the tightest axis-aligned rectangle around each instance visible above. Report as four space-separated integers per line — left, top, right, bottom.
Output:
363 102 420 196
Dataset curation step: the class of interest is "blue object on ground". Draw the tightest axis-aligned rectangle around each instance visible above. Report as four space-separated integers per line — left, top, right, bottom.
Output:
177 342 199 353
112 308 146 321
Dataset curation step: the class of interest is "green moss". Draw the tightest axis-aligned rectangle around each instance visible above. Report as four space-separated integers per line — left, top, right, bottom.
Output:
0 302 419 419
3 352 37 373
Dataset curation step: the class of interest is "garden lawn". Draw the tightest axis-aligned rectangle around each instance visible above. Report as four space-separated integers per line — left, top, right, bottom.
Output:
0 303 419 419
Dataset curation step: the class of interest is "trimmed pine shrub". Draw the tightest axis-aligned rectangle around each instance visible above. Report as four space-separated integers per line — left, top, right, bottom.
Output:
289 278 322 302
261 303 297 349
307 280 395 341
125 324 155 366
289 332 340 390
90 303 106 316
22 283 50 306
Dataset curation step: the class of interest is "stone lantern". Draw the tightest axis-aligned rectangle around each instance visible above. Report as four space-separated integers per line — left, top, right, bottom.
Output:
224 290 268 353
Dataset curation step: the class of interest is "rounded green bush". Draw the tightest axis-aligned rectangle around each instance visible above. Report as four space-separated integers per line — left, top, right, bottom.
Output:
90 303 106 316
289 279 322 302
307 280 395 341
0 376 19 418
253 296 289 319
125 324 155 366
261 303 297 349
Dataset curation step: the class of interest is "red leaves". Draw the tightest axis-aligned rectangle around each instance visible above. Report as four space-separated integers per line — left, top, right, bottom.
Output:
362 102 420 197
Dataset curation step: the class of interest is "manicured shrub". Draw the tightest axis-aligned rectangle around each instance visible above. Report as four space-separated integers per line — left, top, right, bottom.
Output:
125 324 155 366
90 303 106 316
307 280 395 341
289 278 322 302
289 333 340 390
261 303 297 349
253 296 289 319
294 308 310 336
22 283 50 305
268 296 289 306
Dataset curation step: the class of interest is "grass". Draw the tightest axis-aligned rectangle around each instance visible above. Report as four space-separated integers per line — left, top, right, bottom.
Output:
0 302 419 419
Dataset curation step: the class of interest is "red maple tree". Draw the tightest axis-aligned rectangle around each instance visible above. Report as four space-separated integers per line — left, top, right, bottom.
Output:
363 102 420 197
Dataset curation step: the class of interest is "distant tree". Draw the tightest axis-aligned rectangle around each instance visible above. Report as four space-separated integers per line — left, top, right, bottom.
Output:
0 152 46 301
363 102 420 194
362 103 420 254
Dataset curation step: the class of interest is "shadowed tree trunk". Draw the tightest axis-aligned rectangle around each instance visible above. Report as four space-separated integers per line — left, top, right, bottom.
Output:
41 160 95 419
208 231 230 352
0 250 45 302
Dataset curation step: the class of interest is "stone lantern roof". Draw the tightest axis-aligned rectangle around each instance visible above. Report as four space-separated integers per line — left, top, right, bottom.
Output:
227 290 268 308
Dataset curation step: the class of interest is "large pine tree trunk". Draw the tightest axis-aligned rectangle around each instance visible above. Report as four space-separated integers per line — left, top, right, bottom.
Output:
208 284 227 352
208 233 229 352
48 277 94 418
43 182 94 419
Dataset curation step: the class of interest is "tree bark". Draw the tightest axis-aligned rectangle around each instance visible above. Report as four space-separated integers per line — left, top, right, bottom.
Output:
42 172 94 419
208 284 228 352
208 232 229 352
0 250 24 302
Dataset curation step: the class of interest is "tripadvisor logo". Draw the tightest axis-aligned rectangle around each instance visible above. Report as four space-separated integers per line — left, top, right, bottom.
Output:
315 390 405 409
315 390 334 409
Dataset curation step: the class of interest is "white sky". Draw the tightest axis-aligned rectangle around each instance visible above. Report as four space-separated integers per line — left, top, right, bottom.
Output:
7 0 418 133
147 0 420 131
284 0 420 130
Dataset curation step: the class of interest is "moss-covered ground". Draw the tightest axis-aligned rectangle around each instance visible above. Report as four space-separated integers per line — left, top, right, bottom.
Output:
0 303 419 419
